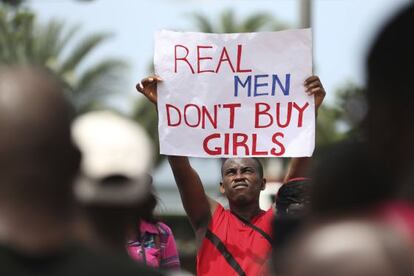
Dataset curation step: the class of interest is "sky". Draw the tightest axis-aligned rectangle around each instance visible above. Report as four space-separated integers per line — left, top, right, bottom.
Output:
24 0 412 212
27 0 411 113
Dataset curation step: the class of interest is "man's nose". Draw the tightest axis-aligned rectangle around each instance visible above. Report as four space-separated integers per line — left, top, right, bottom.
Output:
234 171 246 181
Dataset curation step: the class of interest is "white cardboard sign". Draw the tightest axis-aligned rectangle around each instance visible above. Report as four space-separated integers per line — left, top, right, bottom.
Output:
154 29 314 157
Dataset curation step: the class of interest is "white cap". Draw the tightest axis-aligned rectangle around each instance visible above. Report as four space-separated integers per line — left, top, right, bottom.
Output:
71 110 154 205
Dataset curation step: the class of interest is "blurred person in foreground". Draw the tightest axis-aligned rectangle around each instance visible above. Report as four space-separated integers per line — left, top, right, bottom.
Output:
72 111 179 271
363 2 414 242
310 2 414 243
276 220 414 276
0 66 161 276
366 2 414 186
272 5 414 274
136 75 325 275
310 141 394 218
272 141 414 275
272 178 311 257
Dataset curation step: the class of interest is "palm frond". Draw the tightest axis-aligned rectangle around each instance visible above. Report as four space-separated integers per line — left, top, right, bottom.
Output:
58 32 111 75
0 8 17 63
13 10 34 63
0 9 12 63
70 58 127 112
220 10 236 33
241 13 274 32
34 20 65 64
272 19 289 31
190 13 214 33
0 7 127 115
75 58 127 94
56 23 80 54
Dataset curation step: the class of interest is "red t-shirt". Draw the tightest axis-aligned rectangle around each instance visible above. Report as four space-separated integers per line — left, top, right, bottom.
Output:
197 204 273 276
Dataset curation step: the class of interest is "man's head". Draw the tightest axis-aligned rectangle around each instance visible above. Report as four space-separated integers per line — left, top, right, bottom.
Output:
276 220 414 276
365 3 414 170
0 66 80 214
276 179 310 216
220 158 266 206
310 141 394 218
71 110 155 249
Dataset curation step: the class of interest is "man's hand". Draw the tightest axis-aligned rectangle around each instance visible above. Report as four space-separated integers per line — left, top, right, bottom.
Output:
304 75 326 112
136 76 162 105
283 76 326 183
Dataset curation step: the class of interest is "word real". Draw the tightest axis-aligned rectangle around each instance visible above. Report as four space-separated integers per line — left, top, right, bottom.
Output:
174 44 291 97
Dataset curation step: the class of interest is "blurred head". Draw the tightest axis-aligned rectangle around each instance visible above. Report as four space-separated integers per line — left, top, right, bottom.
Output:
272 179 310 261
73 173 155 250
72 110 154 208
71 111 155 249
220 158 266 207
366 3 414 171
310 141 395 218
0 66 80 214
276 220 414 276
276 179 310 216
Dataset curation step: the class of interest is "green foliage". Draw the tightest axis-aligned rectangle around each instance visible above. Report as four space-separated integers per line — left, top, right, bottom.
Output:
334 83 366 135
132 99 161 166
0 0 24 7
190 9 287 33
316 105 343 146
316 82 366 147
0 5 127 113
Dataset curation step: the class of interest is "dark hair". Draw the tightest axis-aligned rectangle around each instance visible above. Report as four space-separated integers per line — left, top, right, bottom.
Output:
272 180 310 269
367 3 414 103
138 192 158 223
276 179 310 215
221 157 264 179
310 141 395 217
98 174 159 222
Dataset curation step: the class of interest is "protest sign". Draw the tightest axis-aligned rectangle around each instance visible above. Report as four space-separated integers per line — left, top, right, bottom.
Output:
154 29 313 157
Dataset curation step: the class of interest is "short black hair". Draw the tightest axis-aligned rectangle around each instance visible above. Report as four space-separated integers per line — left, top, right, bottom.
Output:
276 179 310 215
221 157 264 179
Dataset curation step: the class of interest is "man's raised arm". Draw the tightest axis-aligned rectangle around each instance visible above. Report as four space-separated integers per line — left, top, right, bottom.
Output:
283 75 326 183
136 76 217 242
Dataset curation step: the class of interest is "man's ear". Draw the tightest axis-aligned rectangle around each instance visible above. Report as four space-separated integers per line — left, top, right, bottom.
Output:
219 181 225 194
260 178 267 191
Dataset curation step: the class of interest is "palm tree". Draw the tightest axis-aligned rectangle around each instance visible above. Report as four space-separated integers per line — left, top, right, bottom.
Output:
132 10 287 166
190 9 288 33
0 5 127 113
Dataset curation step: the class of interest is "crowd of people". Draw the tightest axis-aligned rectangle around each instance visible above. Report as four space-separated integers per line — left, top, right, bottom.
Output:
0 2 414 275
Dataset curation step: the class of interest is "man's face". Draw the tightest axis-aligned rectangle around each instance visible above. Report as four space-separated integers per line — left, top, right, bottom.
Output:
220 158 266 206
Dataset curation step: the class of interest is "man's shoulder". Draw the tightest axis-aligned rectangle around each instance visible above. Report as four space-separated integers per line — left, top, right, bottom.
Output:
0 243 164 276
67 245 164 276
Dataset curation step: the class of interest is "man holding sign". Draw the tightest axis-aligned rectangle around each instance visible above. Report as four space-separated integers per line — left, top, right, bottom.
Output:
137 30 325 275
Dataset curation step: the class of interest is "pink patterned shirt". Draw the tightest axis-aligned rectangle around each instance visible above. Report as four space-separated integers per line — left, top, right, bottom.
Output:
127 220 180 270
